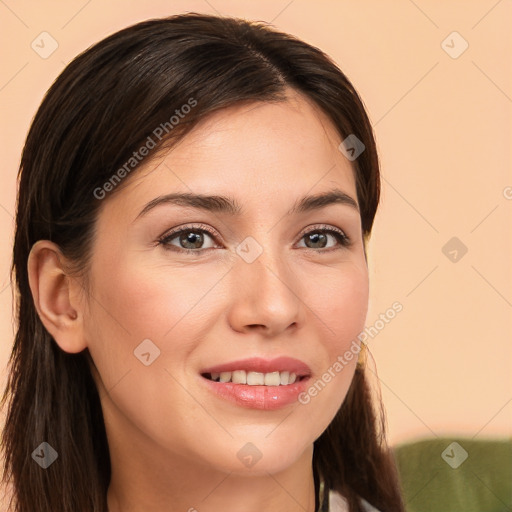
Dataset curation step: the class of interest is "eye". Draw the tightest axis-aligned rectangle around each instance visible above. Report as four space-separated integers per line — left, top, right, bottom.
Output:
297 225 351 251
157 224 219 253
157 223 351 255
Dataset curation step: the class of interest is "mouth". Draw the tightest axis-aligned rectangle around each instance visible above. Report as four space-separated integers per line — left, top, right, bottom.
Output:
200 356 311 385
199 357 312 410
201 370 309 386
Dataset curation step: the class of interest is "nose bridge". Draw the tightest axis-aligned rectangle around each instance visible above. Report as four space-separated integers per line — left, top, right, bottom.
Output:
227 235 303 334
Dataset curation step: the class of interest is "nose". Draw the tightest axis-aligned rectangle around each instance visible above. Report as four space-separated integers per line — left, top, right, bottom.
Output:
226 248 305 337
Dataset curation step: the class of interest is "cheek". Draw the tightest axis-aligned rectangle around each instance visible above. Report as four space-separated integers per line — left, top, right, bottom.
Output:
309 260 369 352
294 261 368 437
84 251 227 385
90 250 221 336
83 253 228 452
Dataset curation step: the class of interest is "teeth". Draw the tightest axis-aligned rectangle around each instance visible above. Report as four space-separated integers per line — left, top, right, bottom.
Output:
247 371 265 385
264 371 281 386
219 372 231 383
208 370 302 386
232 370 246 384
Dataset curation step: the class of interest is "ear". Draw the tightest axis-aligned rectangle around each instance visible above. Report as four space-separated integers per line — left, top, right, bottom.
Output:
27 240 87 353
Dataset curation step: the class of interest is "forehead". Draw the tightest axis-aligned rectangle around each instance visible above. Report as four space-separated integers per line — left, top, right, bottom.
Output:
101 90 358 221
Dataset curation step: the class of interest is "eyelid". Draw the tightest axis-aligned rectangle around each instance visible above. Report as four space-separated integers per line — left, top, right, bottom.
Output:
297 223 348 240
160 223 219 240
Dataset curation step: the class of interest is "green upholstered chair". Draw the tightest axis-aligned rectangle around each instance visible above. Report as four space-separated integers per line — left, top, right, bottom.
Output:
393 437 512 512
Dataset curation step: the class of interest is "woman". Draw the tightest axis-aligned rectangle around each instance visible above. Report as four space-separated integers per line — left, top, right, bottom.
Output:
1 13 405 512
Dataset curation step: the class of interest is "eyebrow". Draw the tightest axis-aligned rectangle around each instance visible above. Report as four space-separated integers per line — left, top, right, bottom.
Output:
134 188 359 221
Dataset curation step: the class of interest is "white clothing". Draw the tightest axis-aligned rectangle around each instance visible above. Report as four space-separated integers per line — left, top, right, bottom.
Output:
328 489 382 512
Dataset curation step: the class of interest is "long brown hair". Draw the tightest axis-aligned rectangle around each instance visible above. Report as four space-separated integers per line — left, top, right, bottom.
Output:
1 13 404 512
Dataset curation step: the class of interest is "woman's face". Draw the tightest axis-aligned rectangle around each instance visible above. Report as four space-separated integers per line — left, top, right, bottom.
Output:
82 90 369 475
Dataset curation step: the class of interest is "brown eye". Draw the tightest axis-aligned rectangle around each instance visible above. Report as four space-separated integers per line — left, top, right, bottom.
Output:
179 231 205 249
304 232 329 249
298 228 350 251
158 226 219 253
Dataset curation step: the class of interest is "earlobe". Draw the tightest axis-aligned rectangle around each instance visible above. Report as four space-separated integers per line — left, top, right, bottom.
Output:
27 240 87 354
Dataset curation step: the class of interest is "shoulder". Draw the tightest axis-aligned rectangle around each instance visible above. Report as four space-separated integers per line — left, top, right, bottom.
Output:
328 489 382 512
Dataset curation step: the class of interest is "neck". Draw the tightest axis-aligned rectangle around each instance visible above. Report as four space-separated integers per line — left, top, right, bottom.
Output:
106 447 317 512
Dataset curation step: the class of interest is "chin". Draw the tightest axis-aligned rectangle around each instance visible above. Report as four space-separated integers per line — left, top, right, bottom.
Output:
207 434 313 476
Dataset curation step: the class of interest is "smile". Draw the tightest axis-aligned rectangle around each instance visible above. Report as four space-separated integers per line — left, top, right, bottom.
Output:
199 357 312 410
203 370 306 386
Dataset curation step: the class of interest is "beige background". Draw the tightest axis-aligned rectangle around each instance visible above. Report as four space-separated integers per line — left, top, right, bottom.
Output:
0 0 511 504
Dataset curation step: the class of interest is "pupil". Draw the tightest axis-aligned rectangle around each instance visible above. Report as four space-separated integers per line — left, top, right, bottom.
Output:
181 232 203 249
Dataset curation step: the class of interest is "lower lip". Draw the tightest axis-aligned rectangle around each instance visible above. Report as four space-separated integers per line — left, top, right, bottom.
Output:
200 376 310 410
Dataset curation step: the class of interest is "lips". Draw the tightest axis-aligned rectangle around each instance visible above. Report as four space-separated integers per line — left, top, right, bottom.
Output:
200 356 311 378
199 357 312 410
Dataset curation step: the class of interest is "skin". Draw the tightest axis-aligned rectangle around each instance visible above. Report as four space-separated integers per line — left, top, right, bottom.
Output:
28 89 369 512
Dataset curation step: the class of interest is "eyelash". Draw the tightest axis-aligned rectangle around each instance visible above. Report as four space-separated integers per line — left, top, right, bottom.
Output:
157 223 351 255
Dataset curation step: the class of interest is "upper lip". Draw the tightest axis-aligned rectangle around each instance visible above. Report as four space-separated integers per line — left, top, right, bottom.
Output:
201 357 312 377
